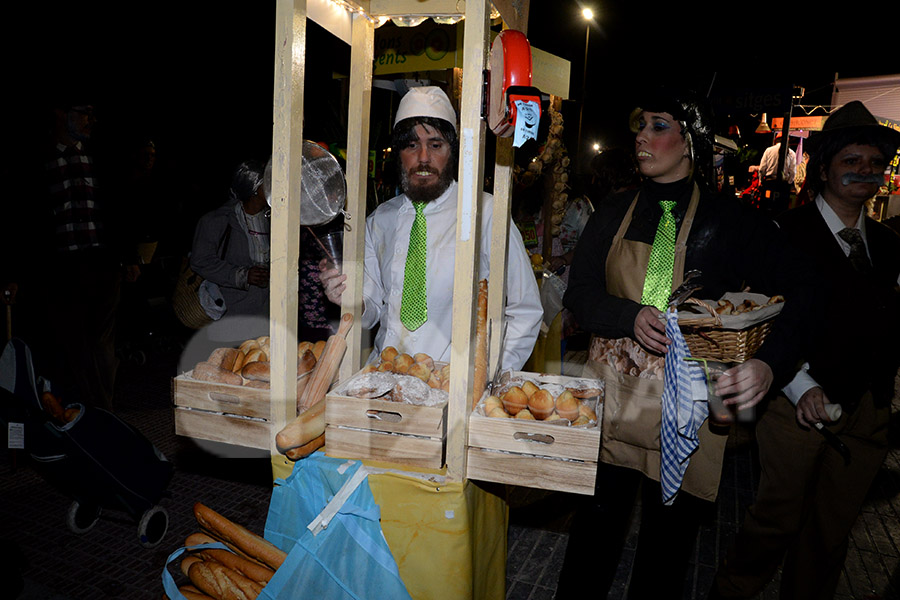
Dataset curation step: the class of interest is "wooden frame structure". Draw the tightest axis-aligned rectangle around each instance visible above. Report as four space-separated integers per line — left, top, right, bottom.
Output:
268 0 529 481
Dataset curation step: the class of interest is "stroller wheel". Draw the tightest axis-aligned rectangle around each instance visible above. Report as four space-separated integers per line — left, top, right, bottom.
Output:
67 500 101 534
138 505 168 548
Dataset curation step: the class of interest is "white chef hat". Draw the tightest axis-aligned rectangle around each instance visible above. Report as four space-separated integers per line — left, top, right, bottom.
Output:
394 86 457 132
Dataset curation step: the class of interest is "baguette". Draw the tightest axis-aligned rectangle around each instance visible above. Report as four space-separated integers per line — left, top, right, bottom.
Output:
188 560 263 600
197 548 276 584
231 350 247 374
175 585 217 600
297 349 317 376
192 362 244 386
186 533 269 571
472 279 488 407
284 432 325 461
181 555 205 577
275 398 326 454
193 503 286 571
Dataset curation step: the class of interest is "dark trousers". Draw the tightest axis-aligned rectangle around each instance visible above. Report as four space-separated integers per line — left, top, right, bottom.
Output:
711 394 889 600
557 461 711 600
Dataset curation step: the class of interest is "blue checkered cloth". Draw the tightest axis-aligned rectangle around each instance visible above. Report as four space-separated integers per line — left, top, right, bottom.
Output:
660 309 709 505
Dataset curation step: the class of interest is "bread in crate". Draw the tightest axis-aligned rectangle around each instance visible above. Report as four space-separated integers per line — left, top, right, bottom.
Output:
172 337 319 449
324 349 449 469
467 371 604 495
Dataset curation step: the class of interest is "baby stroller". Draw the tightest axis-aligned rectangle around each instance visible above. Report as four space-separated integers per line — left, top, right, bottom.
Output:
0 338 173 547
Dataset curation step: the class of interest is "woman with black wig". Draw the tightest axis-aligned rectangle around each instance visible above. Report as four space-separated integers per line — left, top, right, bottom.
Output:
556 88 816 598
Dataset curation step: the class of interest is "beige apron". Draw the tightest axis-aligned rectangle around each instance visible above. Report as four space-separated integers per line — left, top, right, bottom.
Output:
585 184 729 502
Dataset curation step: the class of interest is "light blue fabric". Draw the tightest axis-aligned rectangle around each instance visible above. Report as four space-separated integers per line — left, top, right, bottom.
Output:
659 309 709 505
260 453 412 600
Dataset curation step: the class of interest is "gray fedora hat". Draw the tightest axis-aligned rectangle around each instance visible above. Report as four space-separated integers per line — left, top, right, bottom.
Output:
807 100 900 154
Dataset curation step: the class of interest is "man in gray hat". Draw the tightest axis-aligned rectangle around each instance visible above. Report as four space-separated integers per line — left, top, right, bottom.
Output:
321 86 541 368
710 100 900 599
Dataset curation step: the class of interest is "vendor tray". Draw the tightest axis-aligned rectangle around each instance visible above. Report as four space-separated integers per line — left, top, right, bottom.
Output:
466 371 603 496
172 372 276 450
324 366 448 469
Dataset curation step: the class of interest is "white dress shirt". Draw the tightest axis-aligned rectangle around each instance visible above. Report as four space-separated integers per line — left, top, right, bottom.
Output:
782 195 880 404
758 143 797 184
362 181 542 369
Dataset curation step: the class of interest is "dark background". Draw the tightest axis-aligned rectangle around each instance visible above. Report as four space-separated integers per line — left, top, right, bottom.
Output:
3 0 898 206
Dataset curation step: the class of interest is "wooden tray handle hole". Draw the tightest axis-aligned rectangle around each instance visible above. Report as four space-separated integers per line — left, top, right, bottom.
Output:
366 410 403 423
513 432 555 445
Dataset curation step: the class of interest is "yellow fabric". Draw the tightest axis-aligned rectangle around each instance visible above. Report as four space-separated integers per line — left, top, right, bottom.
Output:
270 455 507 600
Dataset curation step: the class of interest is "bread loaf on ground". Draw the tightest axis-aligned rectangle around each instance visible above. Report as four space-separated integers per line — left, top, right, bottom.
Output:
193 503 286 571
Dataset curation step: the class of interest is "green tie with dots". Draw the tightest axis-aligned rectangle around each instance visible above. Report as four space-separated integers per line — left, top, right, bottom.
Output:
641 200 678 311
400 201 428 331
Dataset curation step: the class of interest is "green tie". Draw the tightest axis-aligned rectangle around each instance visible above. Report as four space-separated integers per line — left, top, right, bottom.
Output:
400 201 428 331
641 200 678 311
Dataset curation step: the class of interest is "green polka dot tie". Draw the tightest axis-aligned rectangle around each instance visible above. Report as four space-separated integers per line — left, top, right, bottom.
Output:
400 201 428 331
641 200 678 311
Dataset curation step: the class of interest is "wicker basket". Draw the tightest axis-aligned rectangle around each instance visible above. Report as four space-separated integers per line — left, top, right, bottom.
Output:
171 257 213 330
678 297 775 363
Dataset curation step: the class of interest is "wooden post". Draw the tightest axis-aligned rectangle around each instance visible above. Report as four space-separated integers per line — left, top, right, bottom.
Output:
269 0 306 455
340 13 375 381
488 136 514 381
446 0 489 481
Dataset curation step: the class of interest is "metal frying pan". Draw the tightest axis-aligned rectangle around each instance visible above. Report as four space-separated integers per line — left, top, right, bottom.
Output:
264 141 348 226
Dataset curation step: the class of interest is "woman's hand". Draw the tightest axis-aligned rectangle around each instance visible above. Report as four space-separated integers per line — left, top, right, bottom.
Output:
795 386 833 429
633 305 670 354
248 265 270 288
716 359 773 412
318 258 346 305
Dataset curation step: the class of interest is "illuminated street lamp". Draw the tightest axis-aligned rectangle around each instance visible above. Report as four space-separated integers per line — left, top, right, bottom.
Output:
576 7 594 173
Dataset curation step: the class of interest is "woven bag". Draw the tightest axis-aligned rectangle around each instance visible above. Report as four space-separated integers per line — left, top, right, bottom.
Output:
678 295 781 363
171 258 212 330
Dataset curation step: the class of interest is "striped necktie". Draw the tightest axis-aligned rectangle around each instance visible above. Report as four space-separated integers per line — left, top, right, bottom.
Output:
641 200 678 311
400 201 428 330
837 227 871 273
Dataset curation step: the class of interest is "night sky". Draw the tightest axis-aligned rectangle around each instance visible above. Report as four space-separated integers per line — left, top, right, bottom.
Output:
4 0 897 197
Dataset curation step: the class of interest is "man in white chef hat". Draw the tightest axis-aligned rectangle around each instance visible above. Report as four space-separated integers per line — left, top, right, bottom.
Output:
321 85 541 368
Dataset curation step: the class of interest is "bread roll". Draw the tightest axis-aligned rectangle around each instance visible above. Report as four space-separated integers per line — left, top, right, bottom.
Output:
377 361 395 372
767 294 784 305
239 339 260 355
521 380 540 399
381 346 399 362
715 300 734 315
555 390 579 420
312 340 327 361
579 403 598 422
426 373 442 389
488 406 510 418
243 380 269 390
483 395 503 413
297 349 317 376
515 408 535 420
208 347 241 371
243 348 266 364
413 353 434 371
501 386 528 415
545 412 563 421
63 407 81 423
230 350 247 374
572 415 591 427
407 362 433 382
192 362 244 386
241 361 270 382
393 353 414 373
298 341 314 356
528 389 555 420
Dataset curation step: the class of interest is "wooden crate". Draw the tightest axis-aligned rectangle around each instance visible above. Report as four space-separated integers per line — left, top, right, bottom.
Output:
172 373 272 450
466 372 603 495
324 370 448 469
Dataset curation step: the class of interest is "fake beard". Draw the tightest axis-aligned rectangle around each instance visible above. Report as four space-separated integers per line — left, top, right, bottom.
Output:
841 172 883 186
401 163 454 203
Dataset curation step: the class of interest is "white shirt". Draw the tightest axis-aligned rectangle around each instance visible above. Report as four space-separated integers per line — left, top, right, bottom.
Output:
782 195 883 404
759 142 797 184
362 181 542 369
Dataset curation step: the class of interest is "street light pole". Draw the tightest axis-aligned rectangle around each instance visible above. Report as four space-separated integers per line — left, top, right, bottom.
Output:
576 8 592 174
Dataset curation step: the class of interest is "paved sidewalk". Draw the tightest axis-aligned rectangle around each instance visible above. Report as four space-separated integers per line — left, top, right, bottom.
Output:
2 348 898 599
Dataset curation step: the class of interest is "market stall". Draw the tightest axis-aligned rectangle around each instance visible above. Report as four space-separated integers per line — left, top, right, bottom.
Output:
168 1 604 598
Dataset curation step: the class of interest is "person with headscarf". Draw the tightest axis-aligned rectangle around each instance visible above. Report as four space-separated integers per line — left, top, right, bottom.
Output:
190 160 270 319
556 88 816 598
